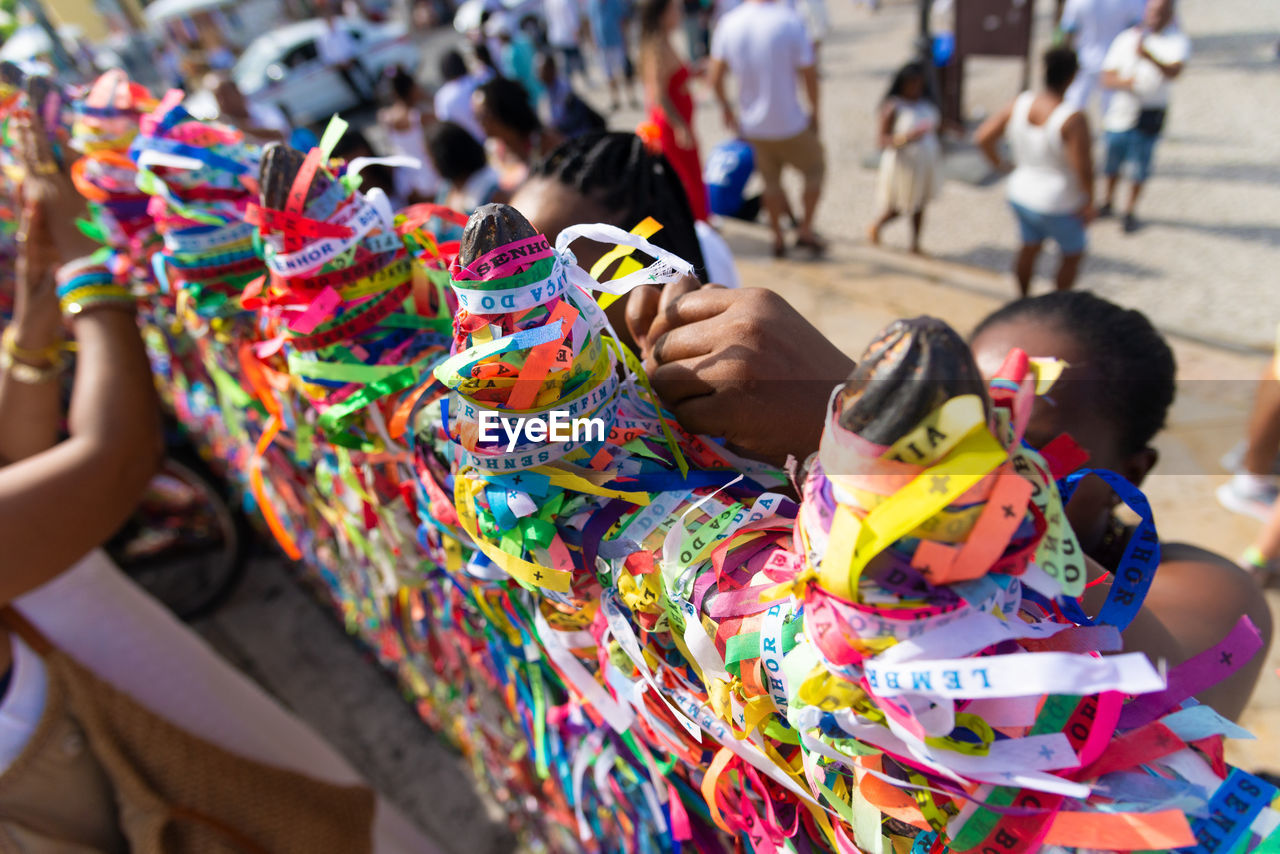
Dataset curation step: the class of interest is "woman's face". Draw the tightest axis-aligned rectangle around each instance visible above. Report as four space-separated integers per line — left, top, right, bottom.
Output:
970 316 1146 553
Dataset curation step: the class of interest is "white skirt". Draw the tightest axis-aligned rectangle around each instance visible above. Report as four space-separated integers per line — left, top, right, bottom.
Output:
874 139 941 215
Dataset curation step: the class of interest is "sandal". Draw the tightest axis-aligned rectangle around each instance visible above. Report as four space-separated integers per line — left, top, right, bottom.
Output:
794 233 828 256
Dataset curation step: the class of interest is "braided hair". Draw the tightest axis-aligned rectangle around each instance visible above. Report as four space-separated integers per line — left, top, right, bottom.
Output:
971 291 1177 455
530 131 707 280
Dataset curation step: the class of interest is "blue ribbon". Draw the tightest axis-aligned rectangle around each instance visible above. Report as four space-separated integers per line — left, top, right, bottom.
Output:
1057 468 1160 633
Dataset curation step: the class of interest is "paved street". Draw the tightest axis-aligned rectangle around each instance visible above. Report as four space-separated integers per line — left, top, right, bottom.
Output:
593 0 1280 349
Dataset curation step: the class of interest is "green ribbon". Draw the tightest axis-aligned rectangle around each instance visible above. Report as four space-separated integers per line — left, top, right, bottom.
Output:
316 365 423 433
451 256 556 292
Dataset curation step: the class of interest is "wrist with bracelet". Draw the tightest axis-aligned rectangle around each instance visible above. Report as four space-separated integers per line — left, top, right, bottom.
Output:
55 258 136 316
0 325 71 384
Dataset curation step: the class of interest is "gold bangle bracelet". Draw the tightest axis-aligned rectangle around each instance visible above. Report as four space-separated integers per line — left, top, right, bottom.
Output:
1 326 69 364
0 346 67 384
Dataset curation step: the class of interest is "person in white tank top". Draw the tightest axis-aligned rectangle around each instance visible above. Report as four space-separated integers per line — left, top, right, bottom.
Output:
975 47 1096 296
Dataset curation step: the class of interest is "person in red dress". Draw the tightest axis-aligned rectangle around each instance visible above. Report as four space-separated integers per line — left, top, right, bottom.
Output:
639 0 710 221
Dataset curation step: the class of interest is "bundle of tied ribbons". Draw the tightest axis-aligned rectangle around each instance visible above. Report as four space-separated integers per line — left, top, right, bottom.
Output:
17 68 1277 852
428 203 1273 853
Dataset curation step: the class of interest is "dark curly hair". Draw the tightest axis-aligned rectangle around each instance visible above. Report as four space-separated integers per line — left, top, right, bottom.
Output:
971 290 1177 455
529 131 707 280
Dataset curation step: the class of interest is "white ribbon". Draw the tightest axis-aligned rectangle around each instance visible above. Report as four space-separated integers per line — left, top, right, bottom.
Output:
555 222 695 295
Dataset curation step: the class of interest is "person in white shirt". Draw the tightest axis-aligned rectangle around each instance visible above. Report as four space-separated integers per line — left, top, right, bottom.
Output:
544 0 587 81
975 47 1096 295
316 1 375 104
433 49 487 142
709 0 825 258
1058 0 1145 111
1099 0 1189 232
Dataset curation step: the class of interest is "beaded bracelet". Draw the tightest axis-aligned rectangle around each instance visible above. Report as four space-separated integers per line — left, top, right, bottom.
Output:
56 262 135 316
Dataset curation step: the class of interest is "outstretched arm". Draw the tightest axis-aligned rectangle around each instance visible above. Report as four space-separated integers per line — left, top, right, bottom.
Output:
1062 111 1096 219
0 159 162 604
709 58 738 135
974 101 1015 171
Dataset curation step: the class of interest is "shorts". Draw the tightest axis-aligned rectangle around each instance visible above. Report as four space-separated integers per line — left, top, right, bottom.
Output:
1009 201 1087 255
598 45 626 79
1104 127 1159 183
556 45 585 75
746 128 825 197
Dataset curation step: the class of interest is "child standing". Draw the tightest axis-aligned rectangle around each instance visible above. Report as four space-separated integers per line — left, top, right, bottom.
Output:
868 62 941 254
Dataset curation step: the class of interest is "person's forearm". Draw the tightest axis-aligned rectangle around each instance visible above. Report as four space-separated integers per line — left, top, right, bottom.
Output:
0 301 162 602
1100 70 1131 91
710 64 731 113
1080 556 1186 667
713 81 731 114
1139 47 1179 78
802 67 819 120
1067 128 1094 207
66 307 161 468
978 139 1002 168
0 290 63 464
660 92 688 132
1077 152 1094 206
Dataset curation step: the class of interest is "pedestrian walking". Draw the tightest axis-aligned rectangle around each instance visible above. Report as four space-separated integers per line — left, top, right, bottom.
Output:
434 49 487 143
427 120 505 234
1058 0 1145 112
472 77 564 187
545 0 587 82
379 67 441 207
788 0 830 68
975 47 1095 295
538 52 607 139
1099 0 1189 232
682 0 711 60
587 0 640 110
640 0 709 220
316 0 375 105
709 0 825 257
489 14 545 102
867 62 941 255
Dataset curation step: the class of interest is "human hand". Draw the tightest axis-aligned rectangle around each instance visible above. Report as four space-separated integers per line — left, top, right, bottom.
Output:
809 113 820 135
626 279 856 466
1080 202 1097 224
674 121 694 150
14 198 60 316
12 104 96 265
721 104 739 136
